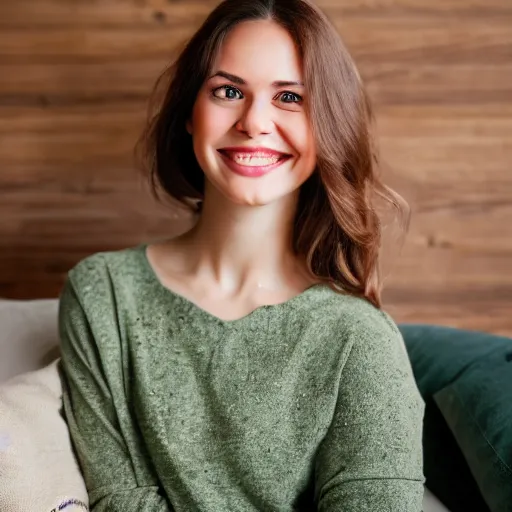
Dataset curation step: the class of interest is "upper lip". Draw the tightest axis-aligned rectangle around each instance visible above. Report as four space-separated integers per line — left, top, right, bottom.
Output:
218 146 291 158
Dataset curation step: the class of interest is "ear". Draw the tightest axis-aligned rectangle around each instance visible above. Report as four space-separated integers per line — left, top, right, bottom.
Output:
186 119 193 135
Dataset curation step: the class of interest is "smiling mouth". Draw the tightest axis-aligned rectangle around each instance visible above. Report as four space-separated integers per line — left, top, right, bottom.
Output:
217 149 291 167
217 148 292 178
219 152 288 166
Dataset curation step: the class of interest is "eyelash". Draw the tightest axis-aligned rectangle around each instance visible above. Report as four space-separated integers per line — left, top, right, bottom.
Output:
211 85 303 104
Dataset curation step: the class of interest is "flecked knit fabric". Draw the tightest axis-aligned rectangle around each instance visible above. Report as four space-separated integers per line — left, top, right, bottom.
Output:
58 243 425 512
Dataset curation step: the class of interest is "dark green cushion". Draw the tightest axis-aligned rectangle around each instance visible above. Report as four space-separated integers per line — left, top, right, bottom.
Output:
399 324 512 512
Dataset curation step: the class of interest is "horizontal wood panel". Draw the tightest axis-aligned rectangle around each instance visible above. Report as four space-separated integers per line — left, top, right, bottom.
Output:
392 242 512 285
385 301 512 338
0 0 217 28
2 0 511 29
2 19 511 65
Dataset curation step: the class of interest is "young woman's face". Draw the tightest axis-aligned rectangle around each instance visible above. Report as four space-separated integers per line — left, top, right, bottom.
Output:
188 20 316 207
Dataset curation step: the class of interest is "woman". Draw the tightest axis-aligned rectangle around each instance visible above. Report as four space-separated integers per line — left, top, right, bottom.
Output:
58 0 425 510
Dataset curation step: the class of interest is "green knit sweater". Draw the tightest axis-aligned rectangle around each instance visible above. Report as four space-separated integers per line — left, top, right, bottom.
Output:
58 243 425 512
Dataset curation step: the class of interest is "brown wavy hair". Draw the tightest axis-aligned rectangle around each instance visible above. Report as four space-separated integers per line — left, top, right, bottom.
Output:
136 0 410 309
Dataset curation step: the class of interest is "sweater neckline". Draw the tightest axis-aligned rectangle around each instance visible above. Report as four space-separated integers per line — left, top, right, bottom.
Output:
135 242 329 325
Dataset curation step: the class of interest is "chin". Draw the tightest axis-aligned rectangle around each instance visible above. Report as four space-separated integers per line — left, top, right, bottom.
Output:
203 164 306 208
214 179 294 207
224 189 285 207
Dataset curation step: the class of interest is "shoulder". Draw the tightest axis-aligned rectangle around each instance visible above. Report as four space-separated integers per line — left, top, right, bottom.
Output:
306 286 402 340
60 245 147 324
308 291 424 417
304 287 409 369
66 244 144 294
59 245 146 347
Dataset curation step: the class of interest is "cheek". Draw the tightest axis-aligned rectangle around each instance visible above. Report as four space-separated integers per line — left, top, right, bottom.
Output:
288 116 316 165
192 96 236 142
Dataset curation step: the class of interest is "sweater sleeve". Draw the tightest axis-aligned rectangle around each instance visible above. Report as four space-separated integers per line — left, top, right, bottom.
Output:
58 276 172 512
314 310 425 511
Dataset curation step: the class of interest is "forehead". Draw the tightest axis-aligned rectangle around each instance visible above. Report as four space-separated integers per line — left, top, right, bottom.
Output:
212 20 303 83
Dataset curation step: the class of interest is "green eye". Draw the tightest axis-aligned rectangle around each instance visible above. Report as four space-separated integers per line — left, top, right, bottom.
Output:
212 85 244 100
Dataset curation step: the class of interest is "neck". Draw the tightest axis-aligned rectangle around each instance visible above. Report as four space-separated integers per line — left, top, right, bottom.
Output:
180 182 303 294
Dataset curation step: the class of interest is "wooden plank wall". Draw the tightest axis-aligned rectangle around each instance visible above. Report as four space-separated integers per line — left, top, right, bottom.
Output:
1 0 511 335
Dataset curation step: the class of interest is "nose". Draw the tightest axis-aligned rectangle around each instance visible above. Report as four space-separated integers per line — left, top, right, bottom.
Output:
235 98 273 138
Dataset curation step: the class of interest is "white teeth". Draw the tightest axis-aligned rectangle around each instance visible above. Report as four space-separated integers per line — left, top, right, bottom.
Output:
229 154 281 166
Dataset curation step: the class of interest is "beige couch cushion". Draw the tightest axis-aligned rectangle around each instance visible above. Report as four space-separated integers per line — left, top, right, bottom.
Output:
0 299 88 511
0 359 88 511
0 299 60 383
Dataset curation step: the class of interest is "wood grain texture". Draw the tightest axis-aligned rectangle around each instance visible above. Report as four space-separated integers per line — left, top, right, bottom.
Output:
1 0 511 336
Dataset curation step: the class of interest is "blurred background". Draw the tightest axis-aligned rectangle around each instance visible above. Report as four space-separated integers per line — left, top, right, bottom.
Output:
1 0 511 335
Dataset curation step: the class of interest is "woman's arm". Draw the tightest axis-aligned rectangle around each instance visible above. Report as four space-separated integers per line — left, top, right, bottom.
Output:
59 277 172 512
314 311 425 511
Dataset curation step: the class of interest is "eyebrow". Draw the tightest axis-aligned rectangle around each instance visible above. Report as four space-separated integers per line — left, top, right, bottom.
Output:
209 70 304 87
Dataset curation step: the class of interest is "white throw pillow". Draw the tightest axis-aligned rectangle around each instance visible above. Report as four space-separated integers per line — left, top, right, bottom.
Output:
0 359 89 512
0 298 60 383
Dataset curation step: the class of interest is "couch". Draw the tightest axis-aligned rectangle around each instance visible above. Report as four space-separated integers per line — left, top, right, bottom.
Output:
0 297 467 512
